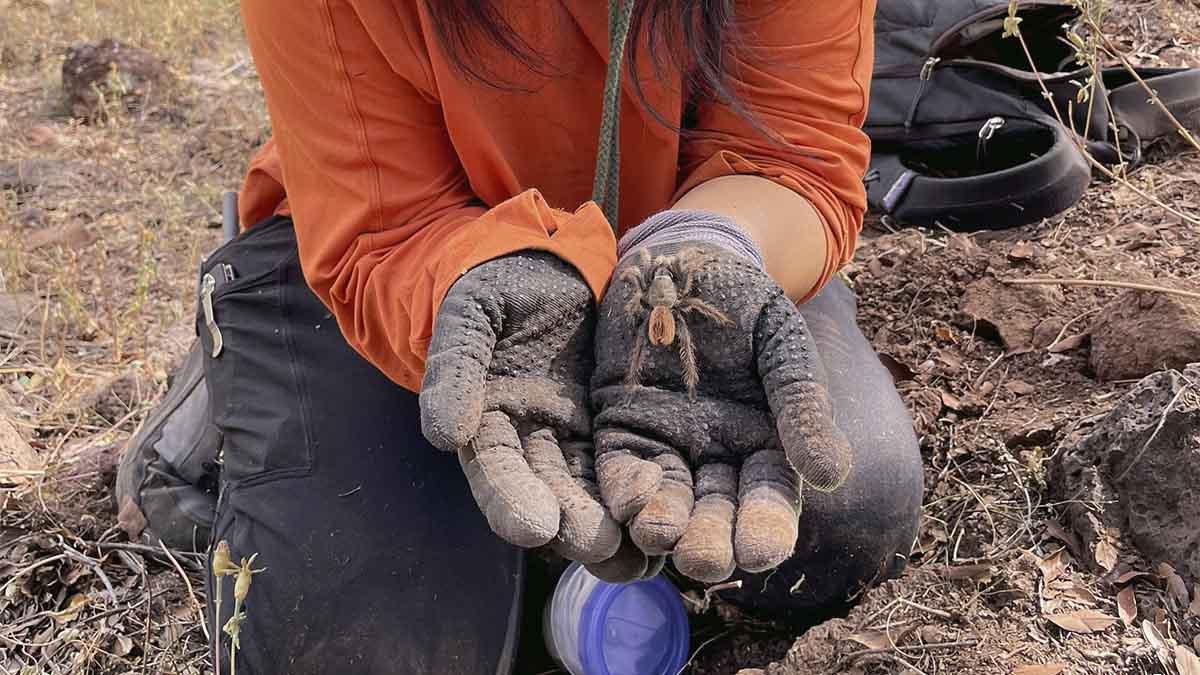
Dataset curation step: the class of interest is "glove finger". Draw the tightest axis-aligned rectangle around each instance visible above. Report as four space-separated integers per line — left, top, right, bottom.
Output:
775 381 853 492
734 449 801 573
629 451 694 556
420 290 497 452
459 411 559 548
594 429 667 523
755 297 852 491
585 532 651 583
672 463 737 583
524 431 621 563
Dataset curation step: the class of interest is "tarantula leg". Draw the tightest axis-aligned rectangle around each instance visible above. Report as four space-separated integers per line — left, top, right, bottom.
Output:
675 315 700 399
678 297 734 327
625 321 649 387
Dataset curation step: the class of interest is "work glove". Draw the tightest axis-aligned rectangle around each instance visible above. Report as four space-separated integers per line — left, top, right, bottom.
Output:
589 211 853 583
420 252 621 563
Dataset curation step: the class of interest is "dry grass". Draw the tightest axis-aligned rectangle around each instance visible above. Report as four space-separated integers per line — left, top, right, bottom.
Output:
2 0 263 671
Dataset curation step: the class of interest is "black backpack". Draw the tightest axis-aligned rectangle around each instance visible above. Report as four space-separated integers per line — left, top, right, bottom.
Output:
865 0 1200 229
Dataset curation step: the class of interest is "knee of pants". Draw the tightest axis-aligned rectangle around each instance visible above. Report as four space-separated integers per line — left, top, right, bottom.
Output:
723 419 924 624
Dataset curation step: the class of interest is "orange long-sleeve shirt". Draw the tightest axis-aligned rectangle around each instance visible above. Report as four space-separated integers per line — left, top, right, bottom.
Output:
239 0 875 392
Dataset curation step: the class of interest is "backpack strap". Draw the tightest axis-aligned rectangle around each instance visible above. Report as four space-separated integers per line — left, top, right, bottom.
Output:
1104 67 1200 148
866 117 1090 230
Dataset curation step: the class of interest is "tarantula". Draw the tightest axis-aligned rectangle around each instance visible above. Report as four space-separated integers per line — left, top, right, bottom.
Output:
619 247 734 396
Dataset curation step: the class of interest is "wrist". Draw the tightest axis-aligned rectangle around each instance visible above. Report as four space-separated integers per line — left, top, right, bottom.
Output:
616 210 765 270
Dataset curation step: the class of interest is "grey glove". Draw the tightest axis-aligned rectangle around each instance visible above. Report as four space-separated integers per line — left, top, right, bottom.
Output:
420 252 621 563
589 211 852 583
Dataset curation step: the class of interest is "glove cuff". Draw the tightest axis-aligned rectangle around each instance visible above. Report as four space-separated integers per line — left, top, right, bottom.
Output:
616 210 765 270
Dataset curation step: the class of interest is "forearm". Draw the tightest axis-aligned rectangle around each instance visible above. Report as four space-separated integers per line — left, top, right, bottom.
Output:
672 175 828 302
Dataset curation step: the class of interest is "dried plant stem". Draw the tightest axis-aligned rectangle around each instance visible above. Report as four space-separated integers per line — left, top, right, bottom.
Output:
1009 16 1200 228
213 578 223 675
160 539 209 641
999 277 1200 301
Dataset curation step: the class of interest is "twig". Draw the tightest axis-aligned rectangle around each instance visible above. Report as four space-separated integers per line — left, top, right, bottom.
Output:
844 638 980 661
58 540 117 603
91 540 204 571
896 596 957 621
676 628 734 675
1047 308 1101 352
159 539 209 641
999 277 1200 301
1114 383 1193 482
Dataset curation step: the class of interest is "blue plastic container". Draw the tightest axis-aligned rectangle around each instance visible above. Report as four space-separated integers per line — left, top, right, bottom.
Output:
544 562 690 675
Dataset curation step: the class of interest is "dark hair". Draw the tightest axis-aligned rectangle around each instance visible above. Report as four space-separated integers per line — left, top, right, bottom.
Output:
424 1 746 129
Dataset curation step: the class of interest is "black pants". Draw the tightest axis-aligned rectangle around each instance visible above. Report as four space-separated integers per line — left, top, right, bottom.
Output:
200 217 922 674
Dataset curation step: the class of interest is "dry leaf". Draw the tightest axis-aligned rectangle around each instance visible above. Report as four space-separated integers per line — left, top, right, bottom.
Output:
1048 580 1096 605
1093 537 1118 572
1008 241 1039 261
1117 586 1137 627
934 325 955 342
878 353 915 383
1037 549 1071 585
1112 568 1152 585
1045 609 1117 634
1006 379 1038 396
52 593 89 624
113 634 134 657
1013 665 1066 675
942 563 994 581
846 629 893 650
1047 333 1087 353
1176 646 1200 675
1043 521 1083 560
1158 563 1189 609
1143 619 1171 664
941 391 962 411
1190 587 1200 618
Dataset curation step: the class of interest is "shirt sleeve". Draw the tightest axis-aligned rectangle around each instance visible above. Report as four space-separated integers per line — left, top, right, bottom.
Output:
240 0 616 392
675 0 875 295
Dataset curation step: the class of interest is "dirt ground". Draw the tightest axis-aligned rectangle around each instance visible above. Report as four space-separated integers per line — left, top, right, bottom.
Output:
1 1 1198 673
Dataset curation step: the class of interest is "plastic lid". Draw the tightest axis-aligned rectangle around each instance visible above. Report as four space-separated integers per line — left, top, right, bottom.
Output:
577 575 690 675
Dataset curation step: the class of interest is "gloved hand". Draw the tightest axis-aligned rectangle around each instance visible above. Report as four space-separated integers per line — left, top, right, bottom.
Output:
589 211 853 583
420 252 621 563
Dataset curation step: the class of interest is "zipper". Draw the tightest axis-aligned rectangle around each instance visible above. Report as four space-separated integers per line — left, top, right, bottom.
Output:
976 116 1006 166
199 263 237 358
904 57 942 129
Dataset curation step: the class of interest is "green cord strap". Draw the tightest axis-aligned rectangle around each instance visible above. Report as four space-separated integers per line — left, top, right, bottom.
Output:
592 0 636 233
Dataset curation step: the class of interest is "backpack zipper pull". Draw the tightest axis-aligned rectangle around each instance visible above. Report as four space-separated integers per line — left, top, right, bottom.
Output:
976 116 1006 166
905 57 941 129
200 273 223 358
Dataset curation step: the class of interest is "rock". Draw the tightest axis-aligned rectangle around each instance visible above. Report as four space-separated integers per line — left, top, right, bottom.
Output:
61 39 170 120
0 159 96 193
1090 289 1200 382
24 221 95 252
1050 364 1200 583
1004 415 1059 449
0 389 41 484
15 207 48 228
960 278 1064 353
735 670 767 675
0 292 37 338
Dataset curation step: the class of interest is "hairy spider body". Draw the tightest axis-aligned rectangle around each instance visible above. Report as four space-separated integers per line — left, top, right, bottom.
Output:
620 247 734 396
